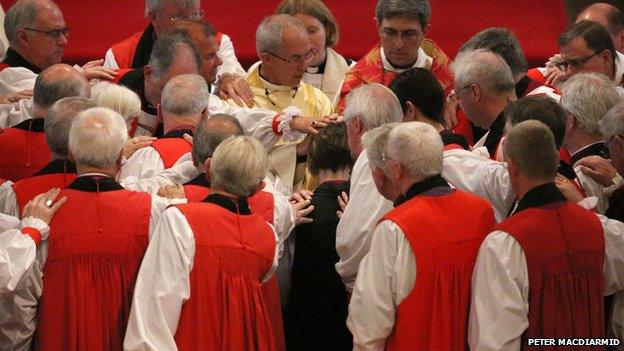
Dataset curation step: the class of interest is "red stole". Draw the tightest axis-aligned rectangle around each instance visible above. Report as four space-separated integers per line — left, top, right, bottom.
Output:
35 184 151 351
496 202 605 348
149 138 192 168
174 202 277 351
382 190 495 351
0 121 50 181
12 171 76 216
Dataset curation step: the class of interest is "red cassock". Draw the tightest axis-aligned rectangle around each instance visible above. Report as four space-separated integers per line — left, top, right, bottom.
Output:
382 190 495 351
0 119 50 181
34 176 151 351
173 201 278 351
11 160 76 216
183 178 286 351
150 137 192 168
496 202 605 348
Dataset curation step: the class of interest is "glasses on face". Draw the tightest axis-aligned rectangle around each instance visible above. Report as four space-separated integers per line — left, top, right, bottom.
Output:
168 9 205 22
267 49 315 64
24 27 69 39
380 28 422 42
556 51 601 70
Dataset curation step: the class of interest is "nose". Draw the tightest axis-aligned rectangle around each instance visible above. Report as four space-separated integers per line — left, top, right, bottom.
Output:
58 33 68 46
215 55 223 67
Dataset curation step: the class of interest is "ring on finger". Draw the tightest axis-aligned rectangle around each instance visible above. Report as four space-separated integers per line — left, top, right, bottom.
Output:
45 199 53 207
312 121 317 126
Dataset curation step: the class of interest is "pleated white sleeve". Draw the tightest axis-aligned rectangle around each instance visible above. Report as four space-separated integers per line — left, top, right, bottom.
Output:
121 160 199 194
215 33 246 77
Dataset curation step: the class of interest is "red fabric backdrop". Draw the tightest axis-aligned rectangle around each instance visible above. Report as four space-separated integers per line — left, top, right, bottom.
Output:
1 0 568 68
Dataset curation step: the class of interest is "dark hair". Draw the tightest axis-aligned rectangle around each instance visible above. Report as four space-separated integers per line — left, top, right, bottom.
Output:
192 114 244 165
389 67 444 124
308 123 352 175
169 19 217 39
504 96 567 149
558 20 616 61
149 33 202 77
459 27 528 77
605 5 624 36
375 0 431 27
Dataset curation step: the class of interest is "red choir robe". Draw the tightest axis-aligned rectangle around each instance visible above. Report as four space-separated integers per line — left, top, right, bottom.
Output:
0 118 51 181
381 177 495 350
34 176 151 351
174 194 278 350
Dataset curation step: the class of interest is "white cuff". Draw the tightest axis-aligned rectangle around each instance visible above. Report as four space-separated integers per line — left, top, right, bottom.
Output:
278 106 306 142
577 196 598 211
20 217 50 240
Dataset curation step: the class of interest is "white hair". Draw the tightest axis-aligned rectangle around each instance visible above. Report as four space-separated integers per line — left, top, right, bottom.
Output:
362 123 400 170
45 97 97 156
256 14 307 55
561 72 622 136
69 107 128 169
161 74 210 116
343 83 403 130
5 0 41 45
386 122 443 181
91 82 141 121
210 136 268 198
144 0 198 17
601 102 624 139
450 49 515 96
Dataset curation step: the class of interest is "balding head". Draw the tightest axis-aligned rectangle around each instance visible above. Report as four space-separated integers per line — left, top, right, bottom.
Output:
192 114 244 166
5 0 67 70
576 3 624 52
45 97 96 157
144 0 202 36
33 64 90 117
169 20 222 84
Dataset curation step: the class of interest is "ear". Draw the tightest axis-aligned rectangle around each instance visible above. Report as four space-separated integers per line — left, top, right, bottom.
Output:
375 17 381 29
403 101 416 122
143 65 152 80
16 29 29 45
156 103 162 121
600 48 613 66
148 11 158 25
353 117 364 135
259 52 271 64
469 84 481 101
422 24 431 36
249 181 266 197
616 32 624 53
204 158 212 182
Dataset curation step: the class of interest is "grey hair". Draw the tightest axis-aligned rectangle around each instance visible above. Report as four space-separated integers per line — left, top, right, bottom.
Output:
504 120 559 181
256 14 307 55
561 72 622 136
386 122 443 181
343 83 403 130
210 136 269 197
451 49 515 96
458 27 528 78
5 0 40 45
362 122 399 170
91 82 141 121
192 114 244 165
33 70 90 108
601 102 624 140
69 107 128 169
149 33 202 78
144 0 198 17
45 97 97 156
375 0 431 26
161 74 210 116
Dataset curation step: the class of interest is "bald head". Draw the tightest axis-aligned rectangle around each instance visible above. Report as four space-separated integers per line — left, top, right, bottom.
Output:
33 64 90 115
576 3 624 52
192 114 244 166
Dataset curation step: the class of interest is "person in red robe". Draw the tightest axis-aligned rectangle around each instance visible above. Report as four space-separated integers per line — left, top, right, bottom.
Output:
125 135 280 351
347 121 495 350
468 120 624 349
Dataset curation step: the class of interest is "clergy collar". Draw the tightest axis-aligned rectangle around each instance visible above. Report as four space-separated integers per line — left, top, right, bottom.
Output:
204 193 251 215
380 46 430 74
12 118 45 132
513 183 566 214
163 129 193 139
131 23 157 69
185 172 210 187
66 174 124 192
258 68 300 92
483 111 506 157
34 159 76 176
440 130 470 150
393 174 451 207
305 57 327 74
569 141 609 166
2 48 42 73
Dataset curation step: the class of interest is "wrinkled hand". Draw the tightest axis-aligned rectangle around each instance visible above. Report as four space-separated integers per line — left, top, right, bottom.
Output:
123 136 156 159
291 116 330 135
555 174 584 203
217 73 255 107
291 196 314 225
336 191 349 218
544 68 569 87
157 184 186 199
23 188 67 225
443 93 460 129
289 189 313 203
0 89 33 104
577 155 618 186
81 59 118 81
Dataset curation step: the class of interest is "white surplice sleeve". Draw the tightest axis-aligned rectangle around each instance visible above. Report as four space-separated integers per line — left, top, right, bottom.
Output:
347 220 416 351
124 207 195 351
443 149 515 222
0 180 18 217
121 160 199 194
576 169 609 215
215 33 246 77
0 212 19 232
468 230 529 351
103 48 119 70
335 151 393 291
119 147 166 181
0 67 37 96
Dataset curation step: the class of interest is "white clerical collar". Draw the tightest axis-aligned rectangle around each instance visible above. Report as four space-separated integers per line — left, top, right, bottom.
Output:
259 68 299 92
569 141 604 159
613 51 624 86
78 172 114 179
380 47 430 74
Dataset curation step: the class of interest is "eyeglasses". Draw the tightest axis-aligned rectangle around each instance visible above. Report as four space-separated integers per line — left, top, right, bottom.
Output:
380 28 423 41
556 51 601 70
168 9 205 22
24 27 69 39
267 50 315 64
606 134 624 147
